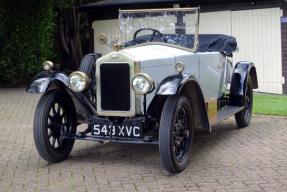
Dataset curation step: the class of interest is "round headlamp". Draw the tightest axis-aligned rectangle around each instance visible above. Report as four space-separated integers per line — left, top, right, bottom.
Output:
132 73 154 95
69 71 89 92
42 61 54 71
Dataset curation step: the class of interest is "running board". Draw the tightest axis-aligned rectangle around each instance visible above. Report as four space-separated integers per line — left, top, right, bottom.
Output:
217 106 244 123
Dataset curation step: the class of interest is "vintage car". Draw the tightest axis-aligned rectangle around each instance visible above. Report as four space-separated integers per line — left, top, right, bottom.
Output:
27 7 258 173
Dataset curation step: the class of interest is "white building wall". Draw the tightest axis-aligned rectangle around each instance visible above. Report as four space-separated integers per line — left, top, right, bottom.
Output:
231 8 282 94
199 11 232 35
92 19 118 55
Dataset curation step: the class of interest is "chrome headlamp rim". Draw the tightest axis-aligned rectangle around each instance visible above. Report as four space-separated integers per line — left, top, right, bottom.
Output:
131 73 154 95
69 71 90 92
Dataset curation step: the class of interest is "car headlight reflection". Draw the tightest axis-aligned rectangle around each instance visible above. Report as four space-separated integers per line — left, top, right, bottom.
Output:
69 71 89 92
132 73 154 95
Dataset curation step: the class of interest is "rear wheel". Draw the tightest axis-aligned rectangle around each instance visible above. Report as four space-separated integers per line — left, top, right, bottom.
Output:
159 95 194 173
34 90 77 162
235 77 253 128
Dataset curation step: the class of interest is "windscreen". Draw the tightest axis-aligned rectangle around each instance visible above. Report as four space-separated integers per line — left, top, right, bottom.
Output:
118 8 199 50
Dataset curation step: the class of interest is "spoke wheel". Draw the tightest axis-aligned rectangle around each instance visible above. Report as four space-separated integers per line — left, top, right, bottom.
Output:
34 90 76 162
173 105 192 162
47 102 70 150
235 77 253 128
159 95 194 174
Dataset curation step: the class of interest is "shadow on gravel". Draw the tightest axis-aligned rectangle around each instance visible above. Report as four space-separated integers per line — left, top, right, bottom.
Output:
67 119 239 170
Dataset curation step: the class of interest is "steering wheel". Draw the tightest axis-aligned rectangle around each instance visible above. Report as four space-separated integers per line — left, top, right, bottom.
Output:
133 28 166 43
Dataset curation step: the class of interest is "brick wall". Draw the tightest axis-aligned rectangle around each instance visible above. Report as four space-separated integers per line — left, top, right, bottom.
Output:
282 6 287 94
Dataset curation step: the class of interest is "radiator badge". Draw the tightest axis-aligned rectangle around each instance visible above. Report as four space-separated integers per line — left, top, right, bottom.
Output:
111 53 119 60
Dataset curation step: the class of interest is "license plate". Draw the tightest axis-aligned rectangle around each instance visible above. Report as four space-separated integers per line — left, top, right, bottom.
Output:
91 124 142 138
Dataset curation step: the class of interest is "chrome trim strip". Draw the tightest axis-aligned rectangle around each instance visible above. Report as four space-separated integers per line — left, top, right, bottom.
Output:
134 60 142 115
194 7 200 51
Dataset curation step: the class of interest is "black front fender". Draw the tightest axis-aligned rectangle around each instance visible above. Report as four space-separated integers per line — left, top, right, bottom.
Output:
156 74 190 95
151 74 210 131
26 71 69 93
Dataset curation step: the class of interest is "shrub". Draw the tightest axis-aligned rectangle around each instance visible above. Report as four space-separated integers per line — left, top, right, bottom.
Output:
0 0 55 86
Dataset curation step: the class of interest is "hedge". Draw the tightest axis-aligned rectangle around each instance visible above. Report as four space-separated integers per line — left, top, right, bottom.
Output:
0 0 55 86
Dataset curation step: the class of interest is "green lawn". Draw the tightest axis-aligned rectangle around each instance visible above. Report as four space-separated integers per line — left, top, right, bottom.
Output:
253 93 287 116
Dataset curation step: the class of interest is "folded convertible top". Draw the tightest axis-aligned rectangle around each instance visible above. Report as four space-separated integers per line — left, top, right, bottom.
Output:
196 34 237 56
163 34 237 56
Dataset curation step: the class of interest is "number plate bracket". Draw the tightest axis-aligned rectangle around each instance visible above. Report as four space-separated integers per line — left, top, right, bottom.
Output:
88 116 144 138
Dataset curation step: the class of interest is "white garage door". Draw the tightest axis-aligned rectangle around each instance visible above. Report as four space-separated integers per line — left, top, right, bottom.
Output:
200 8 283 94
93 8 283 94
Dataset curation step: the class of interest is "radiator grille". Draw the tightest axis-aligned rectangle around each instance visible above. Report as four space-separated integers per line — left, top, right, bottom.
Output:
100 63 130 111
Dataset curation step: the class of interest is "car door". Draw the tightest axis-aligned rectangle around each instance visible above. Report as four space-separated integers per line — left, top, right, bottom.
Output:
197 52 226 100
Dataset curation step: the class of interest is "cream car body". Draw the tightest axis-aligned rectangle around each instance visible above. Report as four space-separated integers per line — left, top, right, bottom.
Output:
96 44 225 118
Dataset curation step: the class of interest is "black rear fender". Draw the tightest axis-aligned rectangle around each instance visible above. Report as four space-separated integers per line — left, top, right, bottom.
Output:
249 66 258 89
230 61 258 106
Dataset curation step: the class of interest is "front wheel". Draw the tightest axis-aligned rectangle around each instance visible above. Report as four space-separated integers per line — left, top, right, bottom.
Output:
159 95 194 173
33 90 77 162
235 77 253 128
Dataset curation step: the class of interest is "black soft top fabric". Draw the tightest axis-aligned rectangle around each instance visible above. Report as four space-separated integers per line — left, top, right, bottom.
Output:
125 34 237 56
196 34 237 56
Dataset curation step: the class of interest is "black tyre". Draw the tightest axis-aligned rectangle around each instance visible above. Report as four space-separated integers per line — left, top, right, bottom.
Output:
79 53 100 76
235 77 253 128
159 95 194 173
34 89 77 162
